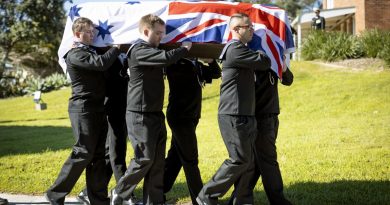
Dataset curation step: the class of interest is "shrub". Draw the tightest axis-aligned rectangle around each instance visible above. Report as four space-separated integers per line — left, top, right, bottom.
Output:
0 70 69 98
0 69 30 98
301 31 363 62
359 29 386 58
44 73 70 91
301 31 327 60
378 43 390 67
321 31 363 61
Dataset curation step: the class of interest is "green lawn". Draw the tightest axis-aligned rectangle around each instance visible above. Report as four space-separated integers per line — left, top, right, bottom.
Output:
0 61 389 204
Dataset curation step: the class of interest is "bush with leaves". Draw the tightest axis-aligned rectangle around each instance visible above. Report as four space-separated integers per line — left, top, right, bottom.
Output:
301 29 390 66
360 29 390 66
0 70 69 98
0 68 33 98
301 31 363 61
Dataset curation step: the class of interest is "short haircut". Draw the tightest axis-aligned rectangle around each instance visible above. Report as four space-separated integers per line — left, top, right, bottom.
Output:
229 13 250 29
72 17 93 33
139 14 165 33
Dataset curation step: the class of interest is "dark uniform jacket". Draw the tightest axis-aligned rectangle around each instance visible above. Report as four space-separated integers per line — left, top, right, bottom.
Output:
104 56 129 115
66 44 120 113
312 16 326 30
255 69 294 115
218 40 271 116
166 59 220 120
126 39 189 113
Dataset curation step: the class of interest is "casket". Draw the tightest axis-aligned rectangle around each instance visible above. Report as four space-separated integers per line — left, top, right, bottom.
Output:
59 1 295 77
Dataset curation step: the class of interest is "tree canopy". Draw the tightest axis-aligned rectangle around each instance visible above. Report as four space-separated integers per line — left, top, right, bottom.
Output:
0 0 66 78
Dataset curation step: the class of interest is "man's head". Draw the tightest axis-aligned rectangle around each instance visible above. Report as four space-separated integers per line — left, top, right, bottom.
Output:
229 13 254 44
72 17 95 45
139 14 166 47
314 8 320 17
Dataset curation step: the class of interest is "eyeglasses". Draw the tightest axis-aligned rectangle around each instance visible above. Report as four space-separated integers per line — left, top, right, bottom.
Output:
236 25 254 30
81 30 95 35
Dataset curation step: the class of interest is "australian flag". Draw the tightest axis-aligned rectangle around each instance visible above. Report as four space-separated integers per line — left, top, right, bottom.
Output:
59 1 295 78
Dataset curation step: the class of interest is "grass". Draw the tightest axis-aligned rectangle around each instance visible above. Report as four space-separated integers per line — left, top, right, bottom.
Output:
0 61 389 204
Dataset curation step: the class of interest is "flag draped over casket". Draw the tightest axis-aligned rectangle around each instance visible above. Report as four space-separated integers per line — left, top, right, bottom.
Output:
58 1 295 78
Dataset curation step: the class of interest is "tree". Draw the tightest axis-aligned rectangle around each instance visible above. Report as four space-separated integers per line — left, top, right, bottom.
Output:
0 0 66 78
274 0 317 18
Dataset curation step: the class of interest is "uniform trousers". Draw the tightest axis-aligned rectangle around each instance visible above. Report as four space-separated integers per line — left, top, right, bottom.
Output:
251 114 291 205
115 111 167 205
106 109 128 181
229 114 291 205
47 112 110 205
198 114 257 205
164 118 203 205
81 104 128 197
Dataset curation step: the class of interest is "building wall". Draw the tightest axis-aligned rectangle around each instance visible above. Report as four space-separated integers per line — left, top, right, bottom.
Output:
365 0 390 31
323 0 390 33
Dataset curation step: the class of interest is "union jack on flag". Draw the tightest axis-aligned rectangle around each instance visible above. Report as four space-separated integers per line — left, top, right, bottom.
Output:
59 1 295 78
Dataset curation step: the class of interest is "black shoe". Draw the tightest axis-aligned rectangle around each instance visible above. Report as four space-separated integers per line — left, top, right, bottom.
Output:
110 189 123 205
122 194 141 205
77 190 90 205
0 197 8 205
44 192 63 205
128 194 141 205
196 196 218 205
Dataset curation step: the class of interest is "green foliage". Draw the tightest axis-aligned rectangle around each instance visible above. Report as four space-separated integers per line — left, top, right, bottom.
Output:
302 29 390 64
0 62 389 204
0 69 30 98
302 31 364 61
44 73 70 90
359 29 387 58
0 0 66 77
0 71 69 98
378 43 390 67
360 29 390 67
301 31 327 60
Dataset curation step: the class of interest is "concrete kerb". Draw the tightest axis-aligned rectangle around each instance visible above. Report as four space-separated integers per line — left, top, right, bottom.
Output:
0 193 79 205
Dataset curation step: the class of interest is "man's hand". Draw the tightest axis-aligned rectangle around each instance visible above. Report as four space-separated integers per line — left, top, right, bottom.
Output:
282 55 288 72
181 41 192 51
112 44 121 49
199 58 214 64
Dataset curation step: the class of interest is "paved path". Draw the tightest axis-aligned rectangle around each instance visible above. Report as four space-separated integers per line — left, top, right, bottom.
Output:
0 193 79 205
0 193 192 205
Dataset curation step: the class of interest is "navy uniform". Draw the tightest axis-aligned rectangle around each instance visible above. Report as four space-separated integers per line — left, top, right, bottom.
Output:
112 39 188 205
196 40 270 205
46 43 120 205
78 54 130 204
250 68 294 205
312 15 325 30
104 54 129 182
229 68 294 205
164 58 221 204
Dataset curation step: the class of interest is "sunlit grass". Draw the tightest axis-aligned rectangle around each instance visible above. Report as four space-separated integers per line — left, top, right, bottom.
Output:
0 61 389 204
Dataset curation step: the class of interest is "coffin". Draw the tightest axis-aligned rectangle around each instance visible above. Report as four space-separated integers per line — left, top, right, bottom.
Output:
59 1 295 77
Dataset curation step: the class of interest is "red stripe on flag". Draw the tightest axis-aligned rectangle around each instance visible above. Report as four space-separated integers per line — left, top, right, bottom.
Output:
266 34 282 77
247 8 286 41
169 2 253 16
168 2 288 41
168 18 225 43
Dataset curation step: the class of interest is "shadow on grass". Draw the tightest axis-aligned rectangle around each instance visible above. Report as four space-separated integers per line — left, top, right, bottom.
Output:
165 180 390 205
0 125 73 157
285 180 390 205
